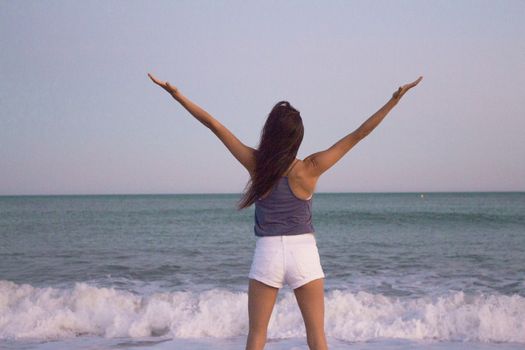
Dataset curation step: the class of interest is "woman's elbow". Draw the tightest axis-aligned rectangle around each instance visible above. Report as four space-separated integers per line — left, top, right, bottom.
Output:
352 129 369 142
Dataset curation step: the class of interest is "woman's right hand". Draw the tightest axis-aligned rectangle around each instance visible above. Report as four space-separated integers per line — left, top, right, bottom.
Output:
392 76 423 101
148 73 179 97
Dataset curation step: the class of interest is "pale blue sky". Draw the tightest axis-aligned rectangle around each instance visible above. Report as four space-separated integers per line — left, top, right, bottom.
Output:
1 0 524 195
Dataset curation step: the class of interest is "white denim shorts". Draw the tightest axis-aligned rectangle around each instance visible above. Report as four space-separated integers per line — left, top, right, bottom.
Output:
248 233 325 289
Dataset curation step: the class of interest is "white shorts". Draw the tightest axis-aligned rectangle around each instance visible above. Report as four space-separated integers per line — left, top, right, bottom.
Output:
248 233 325 289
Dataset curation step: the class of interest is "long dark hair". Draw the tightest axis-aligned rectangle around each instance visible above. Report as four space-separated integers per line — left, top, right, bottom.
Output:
238 101 304 209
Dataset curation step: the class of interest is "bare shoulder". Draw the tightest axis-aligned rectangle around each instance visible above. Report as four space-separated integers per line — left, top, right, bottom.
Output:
287 159 320 199
290 158 315 177
300 155 319 173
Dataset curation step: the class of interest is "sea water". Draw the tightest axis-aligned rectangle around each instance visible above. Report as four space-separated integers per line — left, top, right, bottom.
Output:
1 192 524 349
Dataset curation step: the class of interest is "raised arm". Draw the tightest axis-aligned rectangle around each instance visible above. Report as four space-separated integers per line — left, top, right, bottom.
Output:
304 76 423 177
148 73 255 175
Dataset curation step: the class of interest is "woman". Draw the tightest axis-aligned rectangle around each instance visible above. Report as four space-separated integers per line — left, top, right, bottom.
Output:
148 73 423 350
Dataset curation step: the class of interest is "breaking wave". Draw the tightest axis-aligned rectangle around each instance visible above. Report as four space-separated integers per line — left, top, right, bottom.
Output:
1 280 524 343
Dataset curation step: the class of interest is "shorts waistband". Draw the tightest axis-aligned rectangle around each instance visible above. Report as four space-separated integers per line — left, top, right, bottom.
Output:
255 233 316 245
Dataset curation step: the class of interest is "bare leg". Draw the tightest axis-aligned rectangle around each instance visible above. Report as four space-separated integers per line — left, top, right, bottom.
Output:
245 278 279 350
293 278 328 350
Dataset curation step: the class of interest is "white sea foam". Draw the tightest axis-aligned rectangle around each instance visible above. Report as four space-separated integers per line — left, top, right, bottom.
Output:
1 280 524 343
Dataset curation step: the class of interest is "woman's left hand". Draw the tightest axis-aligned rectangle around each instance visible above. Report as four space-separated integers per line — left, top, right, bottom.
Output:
148 73 179 96
392 76 423 101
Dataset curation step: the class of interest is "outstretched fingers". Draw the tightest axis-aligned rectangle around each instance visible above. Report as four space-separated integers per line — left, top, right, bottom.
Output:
402 76 423 91
395 76 423 100
148 73 164 86
408 76 423 88
147 72 178 95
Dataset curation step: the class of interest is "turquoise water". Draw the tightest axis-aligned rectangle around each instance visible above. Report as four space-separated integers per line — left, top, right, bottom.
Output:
1 192 524 348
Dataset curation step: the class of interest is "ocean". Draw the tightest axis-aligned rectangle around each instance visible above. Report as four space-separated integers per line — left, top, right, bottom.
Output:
1 192 524 349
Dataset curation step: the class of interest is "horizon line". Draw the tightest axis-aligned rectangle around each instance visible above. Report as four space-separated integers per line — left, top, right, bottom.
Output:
1 190 524 197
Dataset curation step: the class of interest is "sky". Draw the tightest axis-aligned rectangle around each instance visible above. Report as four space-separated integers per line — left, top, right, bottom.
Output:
1 0 524 195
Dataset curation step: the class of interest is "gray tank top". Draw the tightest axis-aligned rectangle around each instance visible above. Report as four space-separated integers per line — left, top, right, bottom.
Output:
254 176 315 237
